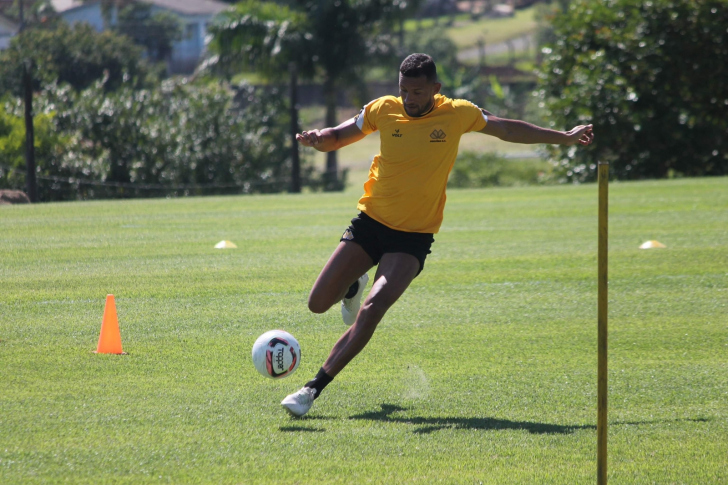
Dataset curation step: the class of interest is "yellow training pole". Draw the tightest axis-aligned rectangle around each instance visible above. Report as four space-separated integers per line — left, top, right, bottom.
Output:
597 161 609 484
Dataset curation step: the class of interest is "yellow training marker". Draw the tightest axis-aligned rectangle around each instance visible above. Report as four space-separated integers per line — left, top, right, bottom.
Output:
639 240 666 249
214 240 238 249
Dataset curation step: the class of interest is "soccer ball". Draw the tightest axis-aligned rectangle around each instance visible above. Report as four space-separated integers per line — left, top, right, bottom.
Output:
251 330 301 379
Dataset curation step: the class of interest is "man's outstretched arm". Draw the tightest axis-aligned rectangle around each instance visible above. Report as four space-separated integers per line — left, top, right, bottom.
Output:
296 117 367 152
479 114 594 147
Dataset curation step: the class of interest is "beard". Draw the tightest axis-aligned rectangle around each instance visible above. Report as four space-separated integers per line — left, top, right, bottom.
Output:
404 98 435 117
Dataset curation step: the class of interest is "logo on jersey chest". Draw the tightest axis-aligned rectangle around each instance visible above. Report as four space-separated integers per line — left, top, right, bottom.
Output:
388 128 447 141
430 129 447 142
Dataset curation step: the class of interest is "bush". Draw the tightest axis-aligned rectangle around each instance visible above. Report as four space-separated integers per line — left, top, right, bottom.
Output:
0 22 154 96
537 0 728 182
115 3 182 63
448 151 551 188
0 101 67 193
1 79 320 201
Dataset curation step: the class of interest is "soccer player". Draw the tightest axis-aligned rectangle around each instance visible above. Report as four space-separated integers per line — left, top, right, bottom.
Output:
281 53 594 417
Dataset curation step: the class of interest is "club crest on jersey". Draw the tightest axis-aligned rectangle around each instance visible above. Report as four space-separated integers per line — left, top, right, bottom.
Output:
342 229 354 240
430 129 447 142
392 129 403 138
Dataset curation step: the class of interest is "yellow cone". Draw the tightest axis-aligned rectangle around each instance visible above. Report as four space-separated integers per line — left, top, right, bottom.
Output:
639 240 666 249
215 240 237 249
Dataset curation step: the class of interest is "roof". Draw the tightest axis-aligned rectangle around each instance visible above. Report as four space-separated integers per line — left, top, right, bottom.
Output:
50 0 90 13
51 0 227 16
144 0 228 16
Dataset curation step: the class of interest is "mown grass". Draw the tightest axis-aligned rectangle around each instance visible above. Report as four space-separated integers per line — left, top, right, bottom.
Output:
1 177 726 484
404 6 538 50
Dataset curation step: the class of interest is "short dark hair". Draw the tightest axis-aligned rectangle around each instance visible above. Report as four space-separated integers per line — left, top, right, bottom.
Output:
399 53 438 84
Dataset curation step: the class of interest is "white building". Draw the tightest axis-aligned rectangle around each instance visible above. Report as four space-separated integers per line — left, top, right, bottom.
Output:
50 0 229 73
0 14 18 50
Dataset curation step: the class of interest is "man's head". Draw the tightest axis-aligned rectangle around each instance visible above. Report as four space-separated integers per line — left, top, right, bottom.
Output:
399 53 441 117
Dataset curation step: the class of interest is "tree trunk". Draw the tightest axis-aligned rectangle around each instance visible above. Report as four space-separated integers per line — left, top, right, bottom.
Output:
324 76 339 191
19 0 36 202
289 63 301 193
23 62 36 203
398 16 404 52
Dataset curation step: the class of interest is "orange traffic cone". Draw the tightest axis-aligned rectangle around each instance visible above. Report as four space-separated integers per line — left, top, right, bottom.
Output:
95 294 125 354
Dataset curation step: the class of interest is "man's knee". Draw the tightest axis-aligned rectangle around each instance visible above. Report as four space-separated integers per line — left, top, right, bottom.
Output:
308 291 333 314
359 293 395 322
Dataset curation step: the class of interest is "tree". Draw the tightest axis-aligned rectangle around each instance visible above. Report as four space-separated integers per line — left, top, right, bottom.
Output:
288 0 406 189
115 3 182 63
209 0 411 190
206 0 314 79
0 0 58 25
1 78 322 201
95 0 134 29
206 0 315 192
0 21 151 95
537 0 728 182
0 100 65 193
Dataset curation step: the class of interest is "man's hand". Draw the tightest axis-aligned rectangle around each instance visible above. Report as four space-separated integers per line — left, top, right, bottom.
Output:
295 119 367 152
296 130 326 148
564 124 594 146
479 117 595 146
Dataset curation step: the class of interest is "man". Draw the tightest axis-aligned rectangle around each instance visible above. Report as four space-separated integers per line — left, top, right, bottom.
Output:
281 53 594 417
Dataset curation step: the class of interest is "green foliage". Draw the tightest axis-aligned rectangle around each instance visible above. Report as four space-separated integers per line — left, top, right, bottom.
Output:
115 3 183 63
206 0 411 190
448 151 550 188
537 0 728 182
0 0 58 25
205 0 313 79
1 79 320 201
533 0 570 50
0 101 66 190
207 0 407 81
208 0 409 89
0 22 152 95
287 0 406 82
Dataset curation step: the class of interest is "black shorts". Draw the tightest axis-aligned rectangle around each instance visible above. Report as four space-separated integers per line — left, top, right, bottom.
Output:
340 212 435 276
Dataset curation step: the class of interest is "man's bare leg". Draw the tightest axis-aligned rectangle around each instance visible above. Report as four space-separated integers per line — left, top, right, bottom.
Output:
282 251 419 417
322 252 420 376
308 241 374 314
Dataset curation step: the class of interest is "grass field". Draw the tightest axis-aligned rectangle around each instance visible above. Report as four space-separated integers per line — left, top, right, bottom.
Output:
404 6 538 50
1 177 727 483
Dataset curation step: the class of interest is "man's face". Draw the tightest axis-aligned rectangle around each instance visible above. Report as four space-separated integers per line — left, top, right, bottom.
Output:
399 73 441 117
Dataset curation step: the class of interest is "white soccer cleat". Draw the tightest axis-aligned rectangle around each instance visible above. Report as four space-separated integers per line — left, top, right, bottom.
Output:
341 273 369 326
281 387 317 417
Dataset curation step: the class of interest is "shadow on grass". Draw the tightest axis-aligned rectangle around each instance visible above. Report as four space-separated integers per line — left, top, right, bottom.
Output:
613 417 711 426
280 426 325 433
350 404 593 435
350 404 712 435
279 414 333 432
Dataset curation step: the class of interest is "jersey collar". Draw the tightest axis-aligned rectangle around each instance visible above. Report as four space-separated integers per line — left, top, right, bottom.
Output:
402 94 445 119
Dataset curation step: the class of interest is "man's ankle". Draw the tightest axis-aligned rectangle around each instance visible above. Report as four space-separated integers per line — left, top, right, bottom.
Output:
344 280 359 299
304 367 334 399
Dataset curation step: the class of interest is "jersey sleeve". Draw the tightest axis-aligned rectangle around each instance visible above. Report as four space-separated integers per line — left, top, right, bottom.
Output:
354 98 384 135
454 99 488 133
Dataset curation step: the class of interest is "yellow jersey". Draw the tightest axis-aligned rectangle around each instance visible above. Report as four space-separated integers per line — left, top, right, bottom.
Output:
354 94 488 233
